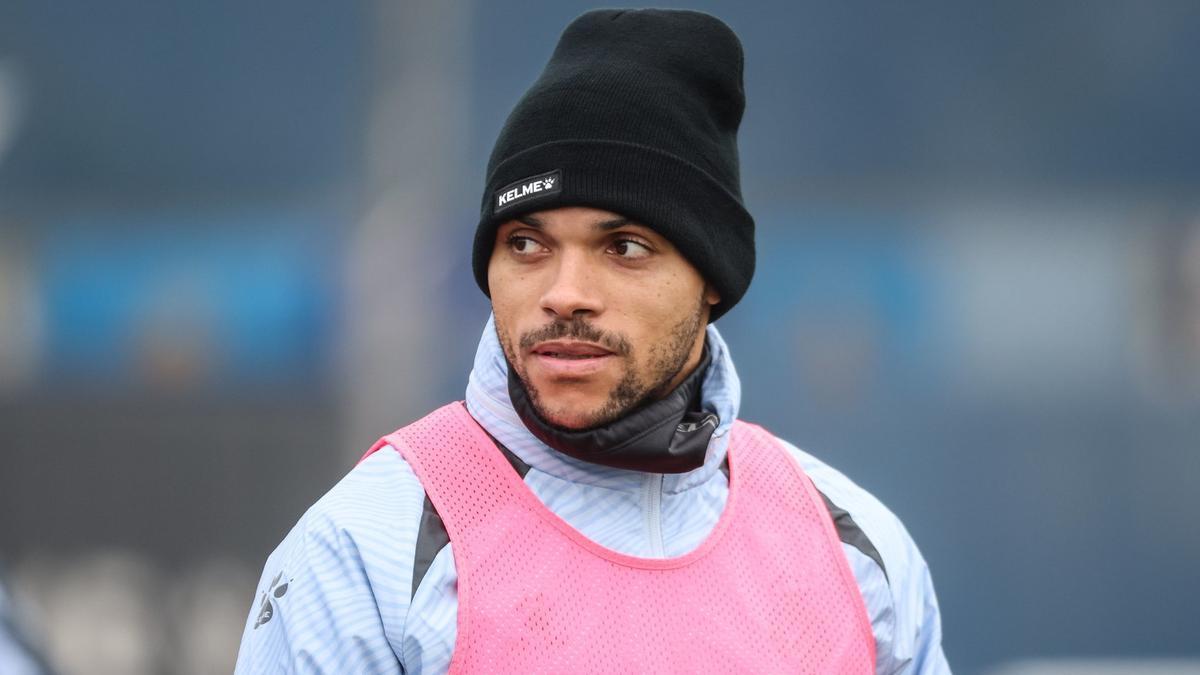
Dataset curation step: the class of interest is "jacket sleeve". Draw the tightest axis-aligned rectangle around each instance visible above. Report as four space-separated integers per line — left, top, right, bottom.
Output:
0 575 50 675
883 519 950 675
234 451 426 674
778 439 951 674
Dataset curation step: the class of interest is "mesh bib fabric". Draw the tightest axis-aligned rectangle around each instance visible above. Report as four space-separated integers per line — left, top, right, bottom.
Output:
365 402 875 673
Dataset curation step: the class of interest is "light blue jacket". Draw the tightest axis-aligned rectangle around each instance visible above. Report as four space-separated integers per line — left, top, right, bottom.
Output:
236 317 950 673
0 574 47 675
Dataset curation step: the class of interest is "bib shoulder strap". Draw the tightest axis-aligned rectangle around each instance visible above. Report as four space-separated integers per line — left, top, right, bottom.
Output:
728 418 878 662
728 418 839 546
362 402 525 544
728 418 789 474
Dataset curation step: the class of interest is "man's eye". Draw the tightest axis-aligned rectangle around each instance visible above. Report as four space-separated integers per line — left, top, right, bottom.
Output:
508 235 546 255
611 238 652 259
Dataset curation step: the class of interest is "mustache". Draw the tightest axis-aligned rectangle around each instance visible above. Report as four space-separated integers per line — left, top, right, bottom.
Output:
518 317 632 357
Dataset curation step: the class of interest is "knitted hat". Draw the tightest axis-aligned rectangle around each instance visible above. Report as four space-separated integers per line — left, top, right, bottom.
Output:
472 8 755 321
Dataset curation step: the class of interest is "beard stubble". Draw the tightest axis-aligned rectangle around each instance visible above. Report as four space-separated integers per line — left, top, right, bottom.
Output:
496 297 707 430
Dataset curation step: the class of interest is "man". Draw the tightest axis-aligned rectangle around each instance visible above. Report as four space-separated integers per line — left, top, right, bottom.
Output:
237 8 949 673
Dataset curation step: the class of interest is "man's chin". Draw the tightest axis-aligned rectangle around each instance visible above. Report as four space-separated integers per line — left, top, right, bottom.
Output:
533 398 609 431
520 367 633 429
523 373 609 416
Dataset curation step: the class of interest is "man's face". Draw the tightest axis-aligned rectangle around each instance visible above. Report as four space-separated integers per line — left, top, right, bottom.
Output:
489 206 720 430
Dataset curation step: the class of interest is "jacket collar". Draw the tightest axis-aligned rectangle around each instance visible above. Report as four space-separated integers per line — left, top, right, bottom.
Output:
464 314 741 494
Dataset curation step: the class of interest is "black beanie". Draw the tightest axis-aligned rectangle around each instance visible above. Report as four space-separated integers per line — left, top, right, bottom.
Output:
472 8 755 321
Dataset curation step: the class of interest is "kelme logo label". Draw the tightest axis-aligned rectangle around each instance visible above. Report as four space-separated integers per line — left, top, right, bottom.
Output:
494 170 561 214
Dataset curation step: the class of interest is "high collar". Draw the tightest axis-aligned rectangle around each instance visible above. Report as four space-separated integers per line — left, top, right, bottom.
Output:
464 314 742 494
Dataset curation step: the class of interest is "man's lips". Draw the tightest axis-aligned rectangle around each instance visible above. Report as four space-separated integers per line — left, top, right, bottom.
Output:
529 340 616 377
530 340 614 359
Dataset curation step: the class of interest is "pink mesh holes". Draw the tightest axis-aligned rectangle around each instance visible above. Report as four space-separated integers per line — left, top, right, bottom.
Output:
371 402 875 674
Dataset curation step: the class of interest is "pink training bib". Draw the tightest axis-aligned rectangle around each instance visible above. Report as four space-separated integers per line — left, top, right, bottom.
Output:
364 402 875 673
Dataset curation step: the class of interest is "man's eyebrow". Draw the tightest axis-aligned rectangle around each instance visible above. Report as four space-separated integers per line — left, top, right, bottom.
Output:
595 217 633 231
516 214 544 229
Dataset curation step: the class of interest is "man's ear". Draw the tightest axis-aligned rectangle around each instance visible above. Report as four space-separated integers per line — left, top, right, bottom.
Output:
704 284 722 307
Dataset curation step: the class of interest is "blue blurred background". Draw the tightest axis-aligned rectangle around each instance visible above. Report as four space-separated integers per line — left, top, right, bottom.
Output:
1 1 1198 673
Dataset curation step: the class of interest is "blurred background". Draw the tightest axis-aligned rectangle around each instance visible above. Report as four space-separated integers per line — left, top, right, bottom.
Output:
0 1 1197 673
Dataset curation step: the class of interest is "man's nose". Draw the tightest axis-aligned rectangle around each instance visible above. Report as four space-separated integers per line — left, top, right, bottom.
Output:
539 251 604 319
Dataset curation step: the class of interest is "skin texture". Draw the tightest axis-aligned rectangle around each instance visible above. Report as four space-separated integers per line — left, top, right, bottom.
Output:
489 206 720 430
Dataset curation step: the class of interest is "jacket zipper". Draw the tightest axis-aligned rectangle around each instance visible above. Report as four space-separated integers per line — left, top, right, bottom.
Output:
643 473 666 557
